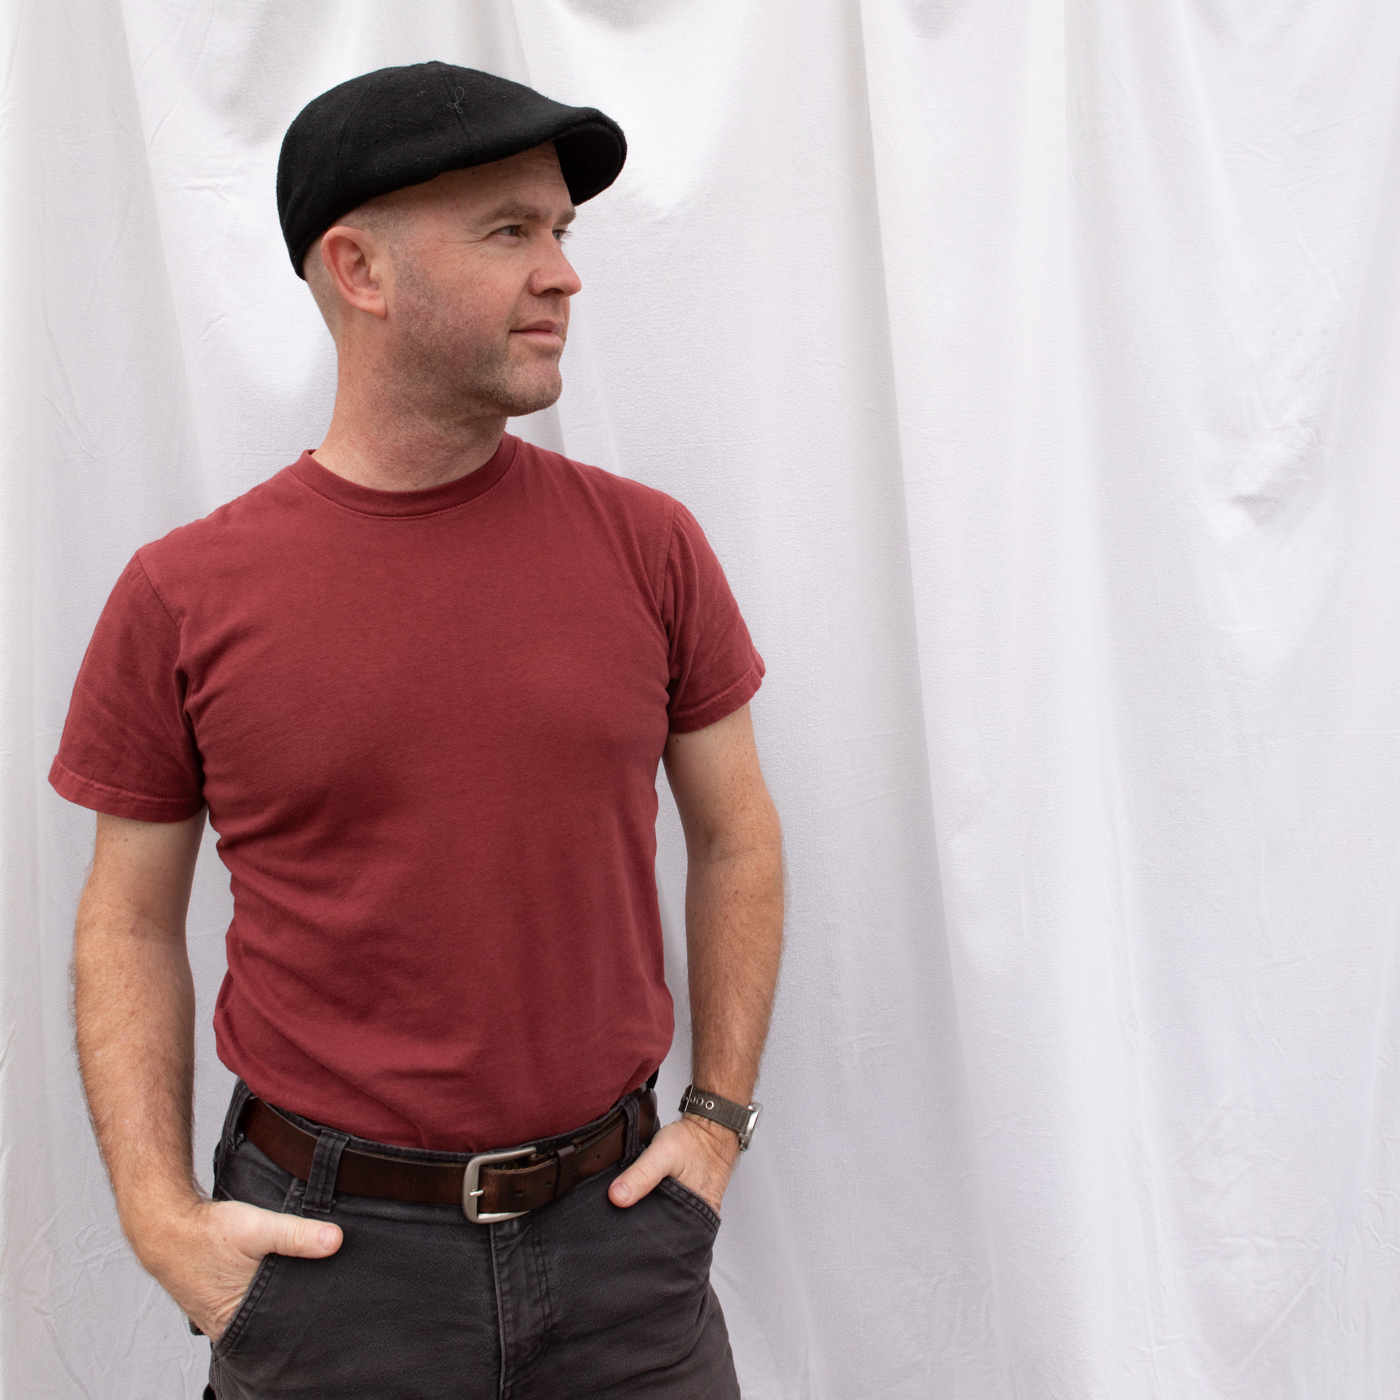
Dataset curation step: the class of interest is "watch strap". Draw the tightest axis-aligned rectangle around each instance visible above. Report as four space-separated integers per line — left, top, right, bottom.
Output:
679 1085 760 1149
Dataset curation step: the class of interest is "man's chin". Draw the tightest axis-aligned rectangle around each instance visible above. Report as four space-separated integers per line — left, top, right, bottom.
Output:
492 371 564 419
439 352 563 420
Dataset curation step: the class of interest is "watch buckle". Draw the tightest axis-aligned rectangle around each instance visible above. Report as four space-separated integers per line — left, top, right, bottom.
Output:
738 1102 762 1152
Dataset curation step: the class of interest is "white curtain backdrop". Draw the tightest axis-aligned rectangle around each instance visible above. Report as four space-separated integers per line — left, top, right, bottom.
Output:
7 1 1400 1396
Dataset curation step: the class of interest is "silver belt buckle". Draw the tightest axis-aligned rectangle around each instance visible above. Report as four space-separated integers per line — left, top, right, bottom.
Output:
463 1145 537 1223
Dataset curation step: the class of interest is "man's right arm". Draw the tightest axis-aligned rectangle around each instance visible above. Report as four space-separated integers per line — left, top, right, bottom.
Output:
74 811 341 1341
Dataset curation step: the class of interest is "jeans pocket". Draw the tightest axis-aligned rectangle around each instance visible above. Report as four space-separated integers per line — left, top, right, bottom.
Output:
209 1139 303 1362
656 1175 722 1234
211 1253 280 1360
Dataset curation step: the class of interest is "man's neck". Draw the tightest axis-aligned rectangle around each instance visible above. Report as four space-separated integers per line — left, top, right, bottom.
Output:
312 380 508 493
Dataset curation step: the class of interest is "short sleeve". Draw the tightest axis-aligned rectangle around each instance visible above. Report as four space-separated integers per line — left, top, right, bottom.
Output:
662 501 765 733
48 553 205 821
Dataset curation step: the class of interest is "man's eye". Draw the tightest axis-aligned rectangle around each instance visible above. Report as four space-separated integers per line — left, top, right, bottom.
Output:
496 225 524 238
554 228 572 243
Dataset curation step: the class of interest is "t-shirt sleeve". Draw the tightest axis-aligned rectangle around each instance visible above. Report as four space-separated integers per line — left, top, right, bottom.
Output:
48 553 206 822
662 501 765 733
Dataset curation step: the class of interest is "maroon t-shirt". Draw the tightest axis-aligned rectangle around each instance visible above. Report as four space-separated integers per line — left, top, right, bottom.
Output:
50 436 763 1150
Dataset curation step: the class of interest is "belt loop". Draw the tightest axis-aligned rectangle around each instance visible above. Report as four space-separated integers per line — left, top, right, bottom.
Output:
554 1142 579 1200
300 1129 349 1215
214 1079 255 1184
641 1084 658 1147
622 1092 641 1159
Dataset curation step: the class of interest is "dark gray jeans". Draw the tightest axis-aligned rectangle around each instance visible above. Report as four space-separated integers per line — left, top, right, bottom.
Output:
204 1081 739 1399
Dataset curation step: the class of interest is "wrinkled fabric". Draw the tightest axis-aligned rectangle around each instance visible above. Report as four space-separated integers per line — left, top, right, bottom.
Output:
205 1081 736 1400
8 1 1400 1398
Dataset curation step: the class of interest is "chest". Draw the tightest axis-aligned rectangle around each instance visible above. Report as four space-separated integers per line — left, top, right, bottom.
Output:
179 521 671 819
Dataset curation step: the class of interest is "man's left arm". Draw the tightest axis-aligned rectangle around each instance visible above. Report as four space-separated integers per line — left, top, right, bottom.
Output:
609 702 783 1213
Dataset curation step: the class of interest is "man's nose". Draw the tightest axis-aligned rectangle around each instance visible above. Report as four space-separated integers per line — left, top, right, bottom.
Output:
532 240 583 298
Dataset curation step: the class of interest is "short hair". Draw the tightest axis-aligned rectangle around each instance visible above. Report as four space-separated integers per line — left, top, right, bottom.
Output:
301 196 405 336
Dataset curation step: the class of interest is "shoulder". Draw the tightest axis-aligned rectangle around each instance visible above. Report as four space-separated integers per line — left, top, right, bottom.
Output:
139 466 304 560
133 467 306 604
509 437 680 535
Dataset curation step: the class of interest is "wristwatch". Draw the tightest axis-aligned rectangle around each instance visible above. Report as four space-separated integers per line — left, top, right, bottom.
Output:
679 1085 762 1151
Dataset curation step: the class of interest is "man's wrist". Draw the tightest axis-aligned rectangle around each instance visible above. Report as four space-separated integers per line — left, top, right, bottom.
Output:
119 1181 208 1257
678 1083 761 1151
678 1111 742 1163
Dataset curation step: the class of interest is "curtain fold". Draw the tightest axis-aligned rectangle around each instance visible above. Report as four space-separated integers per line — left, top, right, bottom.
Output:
6 1 1400 1395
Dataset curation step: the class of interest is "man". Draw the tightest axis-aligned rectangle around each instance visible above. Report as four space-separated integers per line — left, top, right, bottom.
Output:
51 62 782 1400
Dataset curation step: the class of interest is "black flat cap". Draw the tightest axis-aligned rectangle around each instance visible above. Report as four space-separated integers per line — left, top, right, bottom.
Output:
277 61 626 277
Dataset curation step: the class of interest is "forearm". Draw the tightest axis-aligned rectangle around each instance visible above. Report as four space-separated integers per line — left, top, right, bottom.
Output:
684 825 784 1105
611 705 782 1210
74 890 202 1252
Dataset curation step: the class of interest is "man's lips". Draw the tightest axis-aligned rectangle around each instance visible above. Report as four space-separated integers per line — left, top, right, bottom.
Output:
511 321 566 345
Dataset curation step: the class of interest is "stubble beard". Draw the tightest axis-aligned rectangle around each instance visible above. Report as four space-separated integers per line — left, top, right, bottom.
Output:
392 262 565 423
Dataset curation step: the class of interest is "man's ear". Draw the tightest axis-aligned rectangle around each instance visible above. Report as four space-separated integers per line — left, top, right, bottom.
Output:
317 225 390 320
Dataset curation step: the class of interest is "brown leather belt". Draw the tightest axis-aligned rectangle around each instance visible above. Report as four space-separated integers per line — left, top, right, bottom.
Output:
239 1088 657 1223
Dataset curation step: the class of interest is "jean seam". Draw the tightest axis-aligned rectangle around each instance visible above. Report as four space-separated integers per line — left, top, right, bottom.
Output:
531 1226 554 1362
490 1222 513 1400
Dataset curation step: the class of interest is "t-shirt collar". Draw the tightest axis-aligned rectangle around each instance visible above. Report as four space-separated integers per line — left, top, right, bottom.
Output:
289 433 519 517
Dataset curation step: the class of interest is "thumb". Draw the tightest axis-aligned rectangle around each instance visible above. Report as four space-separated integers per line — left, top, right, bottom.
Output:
609 1131 681 1209
268 1213 342 1259
233 1202 342 1261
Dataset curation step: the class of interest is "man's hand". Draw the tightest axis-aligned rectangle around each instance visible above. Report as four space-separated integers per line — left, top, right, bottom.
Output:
608 1115 740 1214
134 1198 342 1342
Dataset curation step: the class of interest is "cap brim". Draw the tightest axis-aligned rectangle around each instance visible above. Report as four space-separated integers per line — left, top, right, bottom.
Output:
553 120 627 205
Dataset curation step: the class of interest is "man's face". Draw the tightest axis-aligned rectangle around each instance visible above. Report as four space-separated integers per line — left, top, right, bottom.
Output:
380 143 583 420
